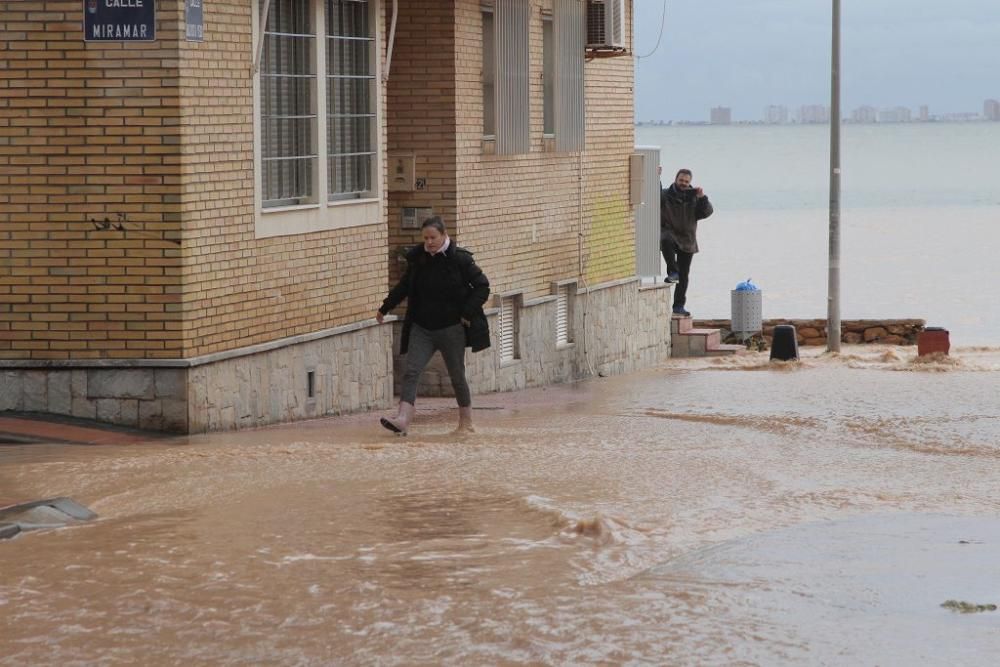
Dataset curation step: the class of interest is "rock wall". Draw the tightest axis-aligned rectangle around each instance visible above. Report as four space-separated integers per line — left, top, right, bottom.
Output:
0 368 188 432
392 279 673 400
693 319 926 347
1 322 395 434
188 323 394 432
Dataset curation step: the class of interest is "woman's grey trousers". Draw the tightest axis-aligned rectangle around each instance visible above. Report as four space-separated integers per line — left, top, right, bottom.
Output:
400 323 471 407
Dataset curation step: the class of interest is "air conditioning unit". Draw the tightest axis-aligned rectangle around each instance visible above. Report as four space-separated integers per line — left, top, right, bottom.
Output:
586 0 624 49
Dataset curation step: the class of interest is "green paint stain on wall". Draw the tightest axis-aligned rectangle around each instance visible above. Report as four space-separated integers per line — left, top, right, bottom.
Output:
585 195 635 284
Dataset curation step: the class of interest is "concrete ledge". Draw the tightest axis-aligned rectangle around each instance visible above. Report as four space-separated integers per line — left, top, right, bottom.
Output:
576 276 639 294
0 317 394 370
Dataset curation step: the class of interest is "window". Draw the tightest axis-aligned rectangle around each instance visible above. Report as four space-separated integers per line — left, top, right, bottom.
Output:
260 0 316 207
542 15 554 137
254 0 380 237
554 0 585 151
482 8 495 137
326 0 376 200
480 1 580 153
484 0 529 154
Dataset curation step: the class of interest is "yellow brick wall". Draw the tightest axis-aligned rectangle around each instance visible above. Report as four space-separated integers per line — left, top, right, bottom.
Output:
178 0 388 358
580 12 636 285
384 1 458 288
453 0 635 297
0 0 388 361
2 0 630 362
0 0 184 360
382 0 635 300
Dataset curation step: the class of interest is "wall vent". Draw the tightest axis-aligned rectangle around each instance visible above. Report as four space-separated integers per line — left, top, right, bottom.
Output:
555 285 574 346
498 295 520 362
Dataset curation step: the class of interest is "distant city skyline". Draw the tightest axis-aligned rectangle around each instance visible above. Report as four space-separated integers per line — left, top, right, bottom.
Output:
636 99 1000 125
635 1 1000 123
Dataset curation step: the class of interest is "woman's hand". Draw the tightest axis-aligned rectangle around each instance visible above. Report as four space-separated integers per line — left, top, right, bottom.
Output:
375 311 385 324
460 318 470 327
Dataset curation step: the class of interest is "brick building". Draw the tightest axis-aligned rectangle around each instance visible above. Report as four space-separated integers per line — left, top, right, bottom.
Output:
1 0 672 433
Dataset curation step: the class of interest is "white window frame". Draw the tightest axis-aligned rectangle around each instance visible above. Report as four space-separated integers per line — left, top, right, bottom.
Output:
252 0 383 239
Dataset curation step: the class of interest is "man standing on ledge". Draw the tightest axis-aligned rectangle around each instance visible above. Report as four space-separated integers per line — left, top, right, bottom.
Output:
660 168 714 317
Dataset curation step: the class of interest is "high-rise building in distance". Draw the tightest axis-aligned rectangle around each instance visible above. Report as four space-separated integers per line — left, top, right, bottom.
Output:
878 106 912 123
798 105 830 124
710 106 732 125
919 105 930 122
985 99 1000 121
763 105 789 124
851 106 877 123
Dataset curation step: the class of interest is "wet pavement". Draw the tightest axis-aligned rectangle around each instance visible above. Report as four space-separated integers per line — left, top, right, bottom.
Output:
1 345 999 665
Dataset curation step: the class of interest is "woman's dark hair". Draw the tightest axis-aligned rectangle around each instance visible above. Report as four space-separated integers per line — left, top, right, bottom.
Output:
421 216 446 234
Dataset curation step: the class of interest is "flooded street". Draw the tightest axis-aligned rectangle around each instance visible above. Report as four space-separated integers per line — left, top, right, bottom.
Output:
3 346 1000 665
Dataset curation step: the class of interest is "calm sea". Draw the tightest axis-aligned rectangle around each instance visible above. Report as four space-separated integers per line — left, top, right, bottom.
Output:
636 123 1000 346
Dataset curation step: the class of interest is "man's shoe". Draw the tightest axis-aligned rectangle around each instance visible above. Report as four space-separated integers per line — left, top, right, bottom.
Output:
664 273 680 283
672 306 691 316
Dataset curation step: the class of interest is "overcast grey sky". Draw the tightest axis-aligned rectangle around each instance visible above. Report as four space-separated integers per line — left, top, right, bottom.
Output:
634 0 1000 122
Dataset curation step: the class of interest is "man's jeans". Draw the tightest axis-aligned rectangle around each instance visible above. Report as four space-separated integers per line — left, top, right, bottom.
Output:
672 251 694 309
659 230 679 277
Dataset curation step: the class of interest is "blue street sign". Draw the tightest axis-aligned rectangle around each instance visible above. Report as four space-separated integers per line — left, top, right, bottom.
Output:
84 0 156 42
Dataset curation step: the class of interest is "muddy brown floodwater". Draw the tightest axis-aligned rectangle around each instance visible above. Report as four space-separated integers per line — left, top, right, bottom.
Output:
2 346 1000 665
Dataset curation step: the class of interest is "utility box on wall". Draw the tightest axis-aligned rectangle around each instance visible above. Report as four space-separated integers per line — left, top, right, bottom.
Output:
388 154 416 192
629 152 645 207
400 207 434 230
633 145 661 279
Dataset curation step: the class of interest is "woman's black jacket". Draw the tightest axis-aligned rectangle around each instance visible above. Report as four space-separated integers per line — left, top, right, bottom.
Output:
379 243 491 354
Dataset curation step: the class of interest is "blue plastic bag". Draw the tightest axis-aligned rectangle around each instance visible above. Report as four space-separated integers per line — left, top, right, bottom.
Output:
735 278 759 292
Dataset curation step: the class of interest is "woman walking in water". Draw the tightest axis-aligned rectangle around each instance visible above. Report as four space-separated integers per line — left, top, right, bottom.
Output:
376 216 491 434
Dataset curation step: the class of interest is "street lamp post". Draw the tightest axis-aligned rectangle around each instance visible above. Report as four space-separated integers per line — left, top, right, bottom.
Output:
827 0 842 353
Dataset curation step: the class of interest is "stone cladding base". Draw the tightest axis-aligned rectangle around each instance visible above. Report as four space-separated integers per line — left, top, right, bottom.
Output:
2 281 673 432
390 279 673 401
1 322 394 434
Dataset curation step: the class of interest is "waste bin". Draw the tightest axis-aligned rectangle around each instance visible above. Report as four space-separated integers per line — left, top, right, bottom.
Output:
770 324 799 361
917 327 950 356
731 279 762 336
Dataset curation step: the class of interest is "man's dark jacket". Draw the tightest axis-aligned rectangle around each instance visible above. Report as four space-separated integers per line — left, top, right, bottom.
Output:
380 243 491 354
660 184 714 254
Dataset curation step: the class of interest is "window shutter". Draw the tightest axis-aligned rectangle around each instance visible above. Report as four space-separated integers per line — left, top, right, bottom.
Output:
499 295 519 362
555 0 585 152
495 0 530 155
555 286 571 346
482 10 496 136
